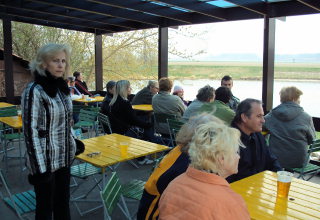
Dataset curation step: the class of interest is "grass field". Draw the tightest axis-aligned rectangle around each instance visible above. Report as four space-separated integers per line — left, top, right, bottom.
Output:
167 61 320 80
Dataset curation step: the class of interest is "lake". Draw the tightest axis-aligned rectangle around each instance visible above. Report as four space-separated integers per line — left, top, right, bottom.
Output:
132 79 320 117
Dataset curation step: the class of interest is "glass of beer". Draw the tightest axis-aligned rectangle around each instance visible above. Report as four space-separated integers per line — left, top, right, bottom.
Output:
17 110 22 122
277 171 293 198
119 142 129 158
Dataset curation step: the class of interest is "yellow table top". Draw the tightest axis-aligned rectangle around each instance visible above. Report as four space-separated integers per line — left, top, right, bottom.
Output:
76 133 169 171
230 171 320 220
0 116 22 129
0 102 15 108
132 104 153 111
74 96 104 103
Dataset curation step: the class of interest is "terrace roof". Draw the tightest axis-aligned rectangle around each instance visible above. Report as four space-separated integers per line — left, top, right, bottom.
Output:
0 0 320 34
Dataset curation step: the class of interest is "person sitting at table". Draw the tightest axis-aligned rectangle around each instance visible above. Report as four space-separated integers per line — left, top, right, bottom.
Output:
226 98 282 183
100 80 116 115
182 85 215 121
108 80 156 164
132 80 159 105
152 77 186 136
21 43 76 220
264 86 316 170
73 71 93 96
158 120 250 220
172 85 190 106
137 113 224 220
221 75 240 111
198 86 235 125
66 76 82 100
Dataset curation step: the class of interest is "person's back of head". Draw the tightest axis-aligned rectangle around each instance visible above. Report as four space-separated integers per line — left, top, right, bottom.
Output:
215 87 232 104
158 77 173 92
232 98 262 126
280 86 302 104
106 80 116 93
196 85 215 102
188 120 241 177
176 113 224 153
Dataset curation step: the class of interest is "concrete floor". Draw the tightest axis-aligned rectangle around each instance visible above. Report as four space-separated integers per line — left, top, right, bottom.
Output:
0 145 154 220
1 143 320 220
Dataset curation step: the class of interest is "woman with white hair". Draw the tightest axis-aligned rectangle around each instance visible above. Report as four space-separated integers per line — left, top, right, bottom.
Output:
21 43 76 219
159 121 250 219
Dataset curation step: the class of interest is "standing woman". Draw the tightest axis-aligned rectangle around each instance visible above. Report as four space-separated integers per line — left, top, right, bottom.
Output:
21 43 76 220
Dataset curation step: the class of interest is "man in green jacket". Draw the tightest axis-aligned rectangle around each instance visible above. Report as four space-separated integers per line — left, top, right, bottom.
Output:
199 86 235 125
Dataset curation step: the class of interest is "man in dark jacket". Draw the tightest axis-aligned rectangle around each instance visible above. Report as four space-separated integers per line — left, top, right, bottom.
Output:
132 80 159 105
227 98 282 183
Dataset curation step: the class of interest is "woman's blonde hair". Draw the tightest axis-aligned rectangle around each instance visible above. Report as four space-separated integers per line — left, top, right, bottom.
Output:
280 86 302 103
188 121 241 173
176 113 224 153
110 80 130 106
29 43 71 78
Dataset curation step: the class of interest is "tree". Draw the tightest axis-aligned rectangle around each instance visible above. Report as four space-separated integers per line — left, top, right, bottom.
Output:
0 21 205 90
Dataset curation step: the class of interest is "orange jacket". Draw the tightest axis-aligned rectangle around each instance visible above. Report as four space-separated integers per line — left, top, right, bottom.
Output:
159 167 250 220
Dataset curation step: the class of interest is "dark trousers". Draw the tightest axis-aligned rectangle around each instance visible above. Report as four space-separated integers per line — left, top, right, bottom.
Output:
29 166 71 220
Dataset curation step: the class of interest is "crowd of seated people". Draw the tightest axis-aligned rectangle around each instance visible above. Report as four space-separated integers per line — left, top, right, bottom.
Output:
96 76 316 219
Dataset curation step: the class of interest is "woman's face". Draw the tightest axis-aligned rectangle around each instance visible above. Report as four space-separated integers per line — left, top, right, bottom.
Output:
43 51 66 78
127 85 132 96
222 148 240 177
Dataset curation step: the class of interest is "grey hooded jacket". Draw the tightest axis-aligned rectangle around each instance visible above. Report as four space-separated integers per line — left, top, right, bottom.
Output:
264 102 316 169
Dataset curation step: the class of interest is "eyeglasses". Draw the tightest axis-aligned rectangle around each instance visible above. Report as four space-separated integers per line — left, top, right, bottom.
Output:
86 152 101 157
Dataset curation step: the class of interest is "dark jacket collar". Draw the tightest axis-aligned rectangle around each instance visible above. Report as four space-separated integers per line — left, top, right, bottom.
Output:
34 70 69 98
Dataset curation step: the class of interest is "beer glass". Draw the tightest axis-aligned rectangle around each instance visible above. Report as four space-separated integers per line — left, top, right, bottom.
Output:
277 171 293 198
17 110 22 122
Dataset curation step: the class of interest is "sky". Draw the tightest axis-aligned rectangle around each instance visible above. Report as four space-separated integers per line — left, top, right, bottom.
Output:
168 13 320 61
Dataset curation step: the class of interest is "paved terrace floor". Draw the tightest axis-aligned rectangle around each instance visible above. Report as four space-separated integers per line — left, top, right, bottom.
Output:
1 144 320 220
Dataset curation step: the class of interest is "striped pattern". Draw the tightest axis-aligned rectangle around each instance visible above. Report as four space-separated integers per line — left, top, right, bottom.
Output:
21 82 76 174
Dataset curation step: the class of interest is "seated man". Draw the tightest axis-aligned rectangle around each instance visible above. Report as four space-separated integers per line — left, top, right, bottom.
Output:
137 114 224 220
221 75 240 111
183 85 215 121
198 86 235 125
132 80 159 105
227 98 282 183
152 77 186 136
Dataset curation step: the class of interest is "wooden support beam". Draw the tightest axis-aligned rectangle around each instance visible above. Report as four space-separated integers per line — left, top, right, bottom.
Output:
158 27 168 79
95 34 103 91
3 18 14 103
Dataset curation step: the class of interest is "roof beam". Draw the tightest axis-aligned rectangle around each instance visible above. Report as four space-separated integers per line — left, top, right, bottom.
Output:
1 0 134 31
223 0 266 16
27 0 186 28
89 0 223 24
269 0 320 18
297 0 320 12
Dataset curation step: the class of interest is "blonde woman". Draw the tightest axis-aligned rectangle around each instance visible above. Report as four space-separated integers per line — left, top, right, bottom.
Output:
265 86 316 169
21 43 76 220
108 80 155 164
159 121 250 219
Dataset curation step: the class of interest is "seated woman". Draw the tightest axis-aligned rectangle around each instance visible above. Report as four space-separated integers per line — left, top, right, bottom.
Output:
108 80 155 164
264 86 316 169
159 120 250 219
137 114 224 220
